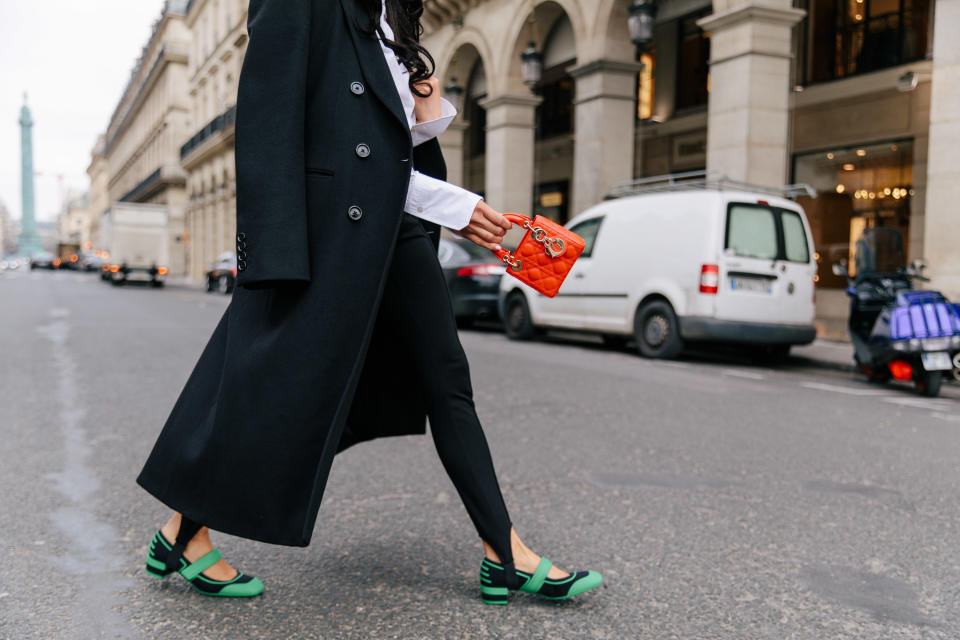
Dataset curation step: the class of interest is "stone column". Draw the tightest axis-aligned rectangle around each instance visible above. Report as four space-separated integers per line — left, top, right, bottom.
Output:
923 0 960 299
478 94 542 214
697 1 805 187
570 59 644 217
438 120 469 188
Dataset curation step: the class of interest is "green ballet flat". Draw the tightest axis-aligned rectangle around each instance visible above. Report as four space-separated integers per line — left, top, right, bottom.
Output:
145 530 264 597
479 557 602 605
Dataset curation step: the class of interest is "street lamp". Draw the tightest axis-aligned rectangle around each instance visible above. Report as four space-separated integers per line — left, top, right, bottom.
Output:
520 41 543 88
444 76 465 112
628 0 657 52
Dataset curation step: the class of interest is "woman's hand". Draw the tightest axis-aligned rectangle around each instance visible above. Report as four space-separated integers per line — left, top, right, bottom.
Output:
454 200 514 251
412 77 443 123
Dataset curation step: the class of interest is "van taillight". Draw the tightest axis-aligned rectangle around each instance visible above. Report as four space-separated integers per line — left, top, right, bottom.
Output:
700 264 719 294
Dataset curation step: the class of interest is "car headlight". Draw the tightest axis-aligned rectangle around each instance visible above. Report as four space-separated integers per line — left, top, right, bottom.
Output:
892 341 908 351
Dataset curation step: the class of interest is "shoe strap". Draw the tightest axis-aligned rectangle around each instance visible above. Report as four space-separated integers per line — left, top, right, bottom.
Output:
520 557 552 594
165 517 203 573
179 548 223 582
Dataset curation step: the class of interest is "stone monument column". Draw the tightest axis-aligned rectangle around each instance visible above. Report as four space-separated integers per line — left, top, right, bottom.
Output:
570 59 644 216
923 0 960 299
18 94 43 257
478 93 542 214
697 1 805 187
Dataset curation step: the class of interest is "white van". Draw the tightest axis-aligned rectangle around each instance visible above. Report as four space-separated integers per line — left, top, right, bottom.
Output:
498 179 818 358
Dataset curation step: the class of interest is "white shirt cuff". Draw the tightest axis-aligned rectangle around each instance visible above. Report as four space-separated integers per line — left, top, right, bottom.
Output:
411 98 457 147
404 169 480 231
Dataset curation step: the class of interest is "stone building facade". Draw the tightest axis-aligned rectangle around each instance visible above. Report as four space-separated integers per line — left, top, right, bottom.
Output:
90 0 192 276
180 0 248 281
421 0 958 331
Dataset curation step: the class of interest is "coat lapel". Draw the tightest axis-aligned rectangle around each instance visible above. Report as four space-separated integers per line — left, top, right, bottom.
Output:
338 0 411 142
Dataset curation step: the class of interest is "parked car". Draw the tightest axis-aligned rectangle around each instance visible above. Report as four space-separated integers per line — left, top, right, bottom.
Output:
30 252 58 270
206 252 237 294
438 236 506 327
498 177 818 359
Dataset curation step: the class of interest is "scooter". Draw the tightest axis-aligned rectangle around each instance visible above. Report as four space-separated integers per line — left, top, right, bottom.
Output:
834 228 960 397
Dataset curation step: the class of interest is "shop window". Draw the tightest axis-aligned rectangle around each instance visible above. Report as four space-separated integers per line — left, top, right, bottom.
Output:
534 180 570 223
637 51 655 121
793 140 913 287
675 10 710 112
806 0 931 84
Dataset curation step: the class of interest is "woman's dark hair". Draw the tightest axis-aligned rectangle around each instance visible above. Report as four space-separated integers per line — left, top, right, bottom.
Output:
355 0 435 97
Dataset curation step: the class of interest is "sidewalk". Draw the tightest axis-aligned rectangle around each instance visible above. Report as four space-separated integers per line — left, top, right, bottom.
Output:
792 339 857 372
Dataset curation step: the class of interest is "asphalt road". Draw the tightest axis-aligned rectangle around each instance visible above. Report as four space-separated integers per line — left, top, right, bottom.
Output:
1 268 958 640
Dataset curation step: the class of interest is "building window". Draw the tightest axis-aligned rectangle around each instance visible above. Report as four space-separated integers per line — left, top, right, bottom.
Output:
536 69 574 140
675 10 710 112
637 51 655 120
807 0 931 84
792 140 914 287
465 61 486 158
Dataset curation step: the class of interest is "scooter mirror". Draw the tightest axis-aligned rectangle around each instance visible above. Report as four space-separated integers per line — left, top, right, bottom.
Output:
832 262 849 277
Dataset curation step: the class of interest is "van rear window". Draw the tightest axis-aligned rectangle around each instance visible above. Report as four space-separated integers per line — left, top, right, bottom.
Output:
726 205 778 260
725 203 811 263
781 211 810 262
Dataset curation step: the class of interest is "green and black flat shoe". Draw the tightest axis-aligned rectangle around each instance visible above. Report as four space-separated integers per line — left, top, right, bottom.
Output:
145 530 264 597
479 557 602 605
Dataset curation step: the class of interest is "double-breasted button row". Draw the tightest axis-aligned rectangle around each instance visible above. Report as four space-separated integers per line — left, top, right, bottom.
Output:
347 206 363 221
236 232 248 271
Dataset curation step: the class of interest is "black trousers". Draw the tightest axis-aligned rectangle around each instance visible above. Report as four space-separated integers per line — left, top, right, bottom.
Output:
374 213 514 566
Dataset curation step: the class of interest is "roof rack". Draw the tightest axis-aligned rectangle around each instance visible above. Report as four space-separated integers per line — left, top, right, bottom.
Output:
605 170 817 201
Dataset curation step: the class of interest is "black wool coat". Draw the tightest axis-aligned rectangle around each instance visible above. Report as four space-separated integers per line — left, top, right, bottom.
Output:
137 0 452 546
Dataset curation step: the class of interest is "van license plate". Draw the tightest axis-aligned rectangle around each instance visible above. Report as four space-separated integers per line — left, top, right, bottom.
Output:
921 352 952 371
730 277 772 294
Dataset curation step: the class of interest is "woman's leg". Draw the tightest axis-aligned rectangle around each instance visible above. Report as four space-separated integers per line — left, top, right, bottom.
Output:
378 215 566 578
158 512 239 581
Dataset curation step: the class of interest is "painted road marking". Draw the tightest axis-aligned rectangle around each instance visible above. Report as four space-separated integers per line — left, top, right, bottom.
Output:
722 368 767 380
800 381 887 396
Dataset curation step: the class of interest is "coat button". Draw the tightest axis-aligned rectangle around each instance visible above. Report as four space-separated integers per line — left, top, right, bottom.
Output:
237 259 247 272
237 240 246 251
350 81 365 95
355 143 371 159
237 232 246 241
237 250 248 260
347 206 363 221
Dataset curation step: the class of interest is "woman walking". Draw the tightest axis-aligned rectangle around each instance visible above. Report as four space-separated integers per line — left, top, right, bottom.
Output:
136 0 602 604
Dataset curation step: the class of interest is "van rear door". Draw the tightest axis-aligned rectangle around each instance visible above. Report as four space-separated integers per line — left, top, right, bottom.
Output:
714 202 815 325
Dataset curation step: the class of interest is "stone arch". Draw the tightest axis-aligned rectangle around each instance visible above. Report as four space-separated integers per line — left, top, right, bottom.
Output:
496 0 586 95
434 27 495 94
586 0 637 62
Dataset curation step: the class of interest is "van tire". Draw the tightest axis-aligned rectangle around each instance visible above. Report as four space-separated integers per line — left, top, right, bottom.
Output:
504 292 537 341
634 300 684 359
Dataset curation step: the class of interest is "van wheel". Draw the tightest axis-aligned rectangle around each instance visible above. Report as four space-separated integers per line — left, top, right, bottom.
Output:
916 370 942 397
634 300 683 359
504 292 537 341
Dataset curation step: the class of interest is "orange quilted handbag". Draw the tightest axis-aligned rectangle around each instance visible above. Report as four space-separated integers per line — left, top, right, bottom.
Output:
492 213 585 298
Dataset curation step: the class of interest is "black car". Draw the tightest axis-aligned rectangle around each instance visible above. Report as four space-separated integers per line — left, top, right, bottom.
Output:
438 236 506 327
206 252 237 294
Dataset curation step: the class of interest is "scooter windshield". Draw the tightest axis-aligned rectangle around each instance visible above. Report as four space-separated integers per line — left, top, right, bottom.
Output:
854 228 905 278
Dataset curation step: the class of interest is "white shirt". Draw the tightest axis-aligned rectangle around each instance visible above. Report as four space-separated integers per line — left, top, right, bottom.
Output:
377 2 481 231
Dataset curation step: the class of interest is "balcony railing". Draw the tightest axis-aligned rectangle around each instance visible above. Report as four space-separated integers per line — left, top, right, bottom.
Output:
180 105 237 160
120 168 162 203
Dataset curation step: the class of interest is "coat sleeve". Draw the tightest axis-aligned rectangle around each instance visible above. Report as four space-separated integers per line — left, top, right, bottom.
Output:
234 0 312 290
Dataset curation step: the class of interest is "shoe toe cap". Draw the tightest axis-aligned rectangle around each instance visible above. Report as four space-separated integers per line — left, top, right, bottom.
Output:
567 570 603 597
220 575 264 597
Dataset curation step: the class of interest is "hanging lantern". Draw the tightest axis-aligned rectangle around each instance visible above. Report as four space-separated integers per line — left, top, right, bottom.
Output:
520 41 543 88
628 0 657 50
444 77 465 112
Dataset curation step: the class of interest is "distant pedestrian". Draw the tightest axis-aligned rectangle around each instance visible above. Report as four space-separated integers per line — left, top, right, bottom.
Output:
135 0 602 604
